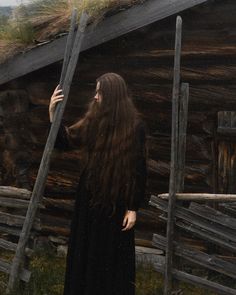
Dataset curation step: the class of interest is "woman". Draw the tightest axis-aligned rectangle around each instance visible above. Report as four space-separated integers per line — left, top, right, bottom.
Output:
49 72 147 295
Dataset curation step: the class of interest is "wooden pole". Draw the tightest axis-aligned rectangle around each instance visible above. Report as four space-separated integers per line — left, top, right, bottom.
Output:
158 193 236 201
164 15 182 295
176 82 189 192
6 10 89 293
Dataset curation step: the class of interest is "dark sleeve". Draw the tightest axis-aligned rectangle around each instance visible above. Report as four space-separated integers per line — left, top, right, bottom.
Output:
47 121 79 151
127 121 147 211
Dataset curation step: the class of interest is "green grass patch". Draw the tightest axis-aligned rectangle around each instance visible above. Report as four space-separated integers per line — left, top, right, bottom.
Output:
0 246 224 295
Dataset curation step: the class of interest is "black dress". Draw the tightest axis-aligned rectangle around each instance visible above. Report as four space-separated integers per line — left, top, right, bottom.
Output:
51 120 147 295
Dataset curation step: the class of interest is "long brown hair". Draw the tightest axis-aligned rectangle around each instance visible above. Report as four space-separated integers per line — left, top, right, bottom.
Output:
67 73 145 216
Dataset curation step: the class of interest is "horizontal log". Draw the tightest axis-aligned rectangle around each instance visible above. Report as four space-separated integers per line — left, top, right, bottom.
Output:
135 245 164 265
153 262 236 295
0 259 31 282
148 135 212 161
218 127 236 136
0 186 31 200
158 193 236 201
0 211 40 230
152 234 236 279
0 196 45 209
0 238 33 256
42 197 74 212
0 225 23 236
0 238 17 252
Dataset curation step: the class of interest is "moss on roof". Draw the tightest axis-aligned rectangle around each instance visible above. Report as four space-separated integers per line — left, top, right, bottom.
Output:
0 0 145 64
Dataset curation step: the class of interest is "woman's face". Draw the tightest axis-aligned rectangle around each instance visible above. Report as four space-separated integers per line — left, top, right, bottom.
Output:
94 81 102 103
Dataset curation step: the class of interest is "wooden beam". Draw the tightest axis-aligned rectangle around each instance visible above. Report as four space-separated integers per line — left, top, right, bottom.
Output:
0 260 31 283
176 82 189 192
158 193 236 201
189 202 236 230
151 197 236 253
154 262 236 295
0 186 31 200
0 0 208 86
164 15 182 295
0 211 40 230
159 213 236 253
7 11 88 293
153 234 236 279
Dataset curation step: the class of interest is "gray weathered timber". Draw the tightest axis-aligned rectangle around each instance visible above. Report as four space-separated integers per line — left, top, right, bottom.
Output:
0 197 45 209
59 9 78 86
6 10 88 293
158 193 236 201
154 262 236 295
176 220 236 253
176 83 189 192
0 211 40 229
0 0 208 86
0 186 31 200
159 212 236 253
164 16 182 295
0 238 17 252
153 234 236 279
0 260 31 283
0 238 32 257
189 202 236 230
0 225 22 236
152 197 236 245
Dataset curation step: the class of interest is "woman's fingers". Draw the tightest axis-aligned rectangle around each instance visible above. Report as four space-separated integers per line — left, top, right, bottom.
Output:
121 220 135 231
52 98 63 105
55 89 63 95
53 94 64 100
121 217 135 231
122 215 127 226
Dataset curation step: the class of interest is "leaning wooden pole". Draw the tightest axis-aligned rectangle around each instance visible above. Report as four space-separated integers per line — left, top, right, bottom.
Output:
7 10 89 293
164 15 182 295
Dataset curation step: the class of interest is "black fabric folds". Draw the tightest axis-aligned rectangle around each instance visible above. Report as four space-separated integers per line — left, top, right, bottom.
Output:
47 120 147 295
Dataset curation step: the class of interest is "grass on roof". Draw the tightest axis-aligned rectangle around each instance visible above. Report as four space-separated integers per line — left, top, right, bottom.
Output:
0 0 144 64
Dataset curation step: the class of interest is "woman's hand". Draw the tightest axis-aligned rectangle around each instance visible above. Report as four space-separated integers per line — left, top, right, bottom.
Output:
49 84 64 122
121 210 136 231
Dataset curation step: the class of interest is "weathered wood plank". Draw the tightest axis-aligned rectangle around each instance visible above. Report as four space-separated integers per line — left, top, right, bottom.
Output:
158 193 236 201
7 11 88 292
0 0 208 85
0 211 40 230
0 259 31 283
153 234 236 279
150 197 236 244
189 202 236 230
164 15 182 295
0 197 45 209
0 186 31 200
176 82 189 192
0 238 17 252
176 220 236 253
154 262 236 295
159 212 236 253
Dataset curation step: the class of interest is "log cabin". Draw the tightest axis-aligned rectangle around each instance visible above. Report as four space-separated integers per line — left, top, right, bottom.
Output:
0 0 235 247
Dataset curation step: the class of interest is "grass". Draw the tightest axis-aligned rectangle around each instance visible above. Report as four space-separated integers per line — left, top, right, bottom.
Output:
0 245 225 295
0 0 144 64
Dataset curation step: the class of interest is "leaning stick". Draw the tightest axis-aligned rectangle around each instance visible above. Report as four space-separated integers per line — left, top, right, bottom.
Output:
7 10 89 293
